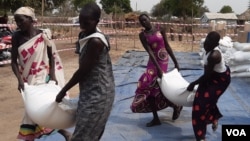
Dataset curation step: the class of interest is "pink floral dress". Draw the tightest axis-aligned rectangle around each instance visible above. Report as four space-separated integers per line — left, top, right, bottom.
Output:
131 30 177 113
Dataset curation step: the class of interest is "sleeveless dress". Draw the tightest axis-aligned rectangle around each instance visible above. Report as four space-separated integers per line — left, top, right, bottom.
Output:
130 30 177 113
192 47 231 140
71 33 115 141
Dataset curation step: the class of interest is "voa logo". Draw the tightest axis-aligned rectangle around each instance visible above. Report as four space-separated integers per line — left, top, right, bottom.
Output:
226 129 247 136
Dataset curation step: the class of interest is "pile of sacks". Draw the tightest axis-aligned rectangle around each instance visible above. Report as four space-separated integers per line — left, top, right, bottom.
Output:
199 36 250 77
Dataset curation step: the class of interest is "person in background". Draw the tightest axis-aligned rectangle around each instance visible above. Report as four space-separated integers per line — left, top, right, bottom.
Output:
56 2 115 141
0 13 8 24
187 31 231 141
130 13 183 127
11 6 71 141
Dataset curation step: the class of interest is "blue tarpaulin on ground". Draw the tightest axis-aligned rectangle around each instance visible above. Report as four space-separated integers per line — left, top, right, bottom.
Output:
37 50 250 141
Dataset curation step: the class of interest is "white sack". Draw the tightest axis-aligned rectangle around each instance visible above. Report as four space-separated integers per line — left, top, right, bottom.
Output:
227 60 250 66
157 69 197 107
230 51 250 62
231 71 250 77
21 81 77 129
233 42 250 51
230 64 250 73
219 36 233 53
223 48 237 65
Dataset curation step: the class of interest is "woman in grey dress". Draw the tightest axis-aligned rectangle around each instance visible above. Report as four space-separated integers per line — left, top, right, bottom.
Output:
56 2 115 141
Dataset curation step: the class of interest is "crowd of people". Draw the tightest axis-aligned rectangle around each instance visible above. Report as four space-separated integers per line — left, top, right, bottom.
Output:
9 2 231 141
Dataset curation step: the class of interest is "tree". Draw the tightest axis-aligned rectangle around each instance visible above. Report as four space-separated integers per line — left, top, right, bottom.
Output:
0 0 67 15
99 0 132 14
54 1 77 17
219 5 233 13
151 0 170 18
72 0 95 11
0 0 15 14
151 0 204 20
198 5 209 16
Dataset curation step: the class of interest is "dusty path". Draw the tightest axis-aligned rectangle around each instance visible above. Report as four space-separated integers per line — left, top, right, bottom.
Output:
0 38 199 140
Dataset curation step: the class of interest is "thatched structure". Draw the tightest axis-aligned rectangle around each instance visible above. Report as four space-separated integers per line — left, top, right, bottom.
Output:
124 12 139 22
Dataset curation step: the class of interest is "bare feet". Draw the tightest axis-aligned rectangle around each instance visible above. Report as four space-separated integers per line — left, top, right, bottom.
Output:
58 129 72 141
172 106 183 120
146 119 161 127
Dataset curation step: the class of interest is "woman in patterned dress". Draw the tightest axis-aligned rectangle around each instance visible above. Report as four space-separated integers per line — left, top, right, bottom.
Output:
56 2 115 141
11 6 71 141
130 14 183 127
187 31 231 141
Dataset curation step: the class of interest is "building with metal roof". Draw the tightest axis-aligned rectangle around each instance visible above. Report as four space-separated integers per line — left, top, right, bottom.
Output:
201 12 238 25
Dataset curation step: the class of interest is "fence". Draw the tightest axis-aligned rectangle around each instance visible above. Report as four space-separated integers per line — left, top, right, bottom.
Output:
0 21 246 40
0 20 248 65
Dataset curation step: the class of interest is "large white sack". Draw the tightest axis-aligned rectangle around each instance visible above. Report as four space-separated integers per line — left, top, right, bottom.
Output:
223 47 237 65
227 60 250 66
21 81 77 129
230 64 250 73
233 42 250 51
230 51 250 62
218 45 232 53
157 69 197 107
231 71 250 77
221 36 233 46
219 36 233 53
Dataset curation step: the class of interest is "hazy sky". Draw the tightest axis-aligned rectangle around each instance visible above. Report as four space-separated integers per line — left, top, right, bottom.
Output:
97 0 249 15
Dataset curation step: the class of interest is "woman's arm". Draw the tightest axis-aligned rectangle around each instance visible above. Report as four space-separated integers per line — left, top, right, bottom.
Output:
47 46 56 82
11 33 24 91
56 37 104 102
139 32 163 78
187 50 221 91
203 50 221 82
160 28 179 70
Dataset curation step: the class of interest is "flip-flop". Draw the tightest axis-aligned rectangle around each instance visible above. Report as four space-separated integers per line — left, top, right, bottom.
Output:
172 106 183 120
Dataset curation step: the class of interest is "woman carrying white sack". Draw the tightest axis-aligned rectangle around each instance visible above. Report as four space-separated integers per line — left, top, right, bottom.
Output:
11 6 71 141
186 31 231 141
56 2 115 141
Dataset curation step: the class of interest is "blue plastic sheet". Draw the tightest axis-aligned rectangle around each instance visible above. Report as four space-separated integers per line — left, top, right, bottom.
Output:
38 50 250 141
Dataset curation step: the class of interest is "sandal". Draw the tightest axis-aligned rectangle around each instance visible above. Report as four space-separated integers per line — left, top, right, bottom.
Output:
172 106 183 120
146 120 161 127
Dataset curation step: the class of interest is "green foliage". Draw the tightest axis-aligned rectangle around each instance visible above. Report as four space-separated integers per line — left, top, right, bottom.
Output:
0 0 67 15
100 0 132 14
72 0 95 11
220 5 233 13
198 5 209 16
151 0 205 19
151 0 170 17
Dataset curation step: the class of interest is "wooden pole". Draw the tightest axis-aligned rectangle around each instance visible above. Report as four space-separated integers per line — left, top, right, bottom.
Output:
191 0 194 52
114 2 117 50
41 0 44 27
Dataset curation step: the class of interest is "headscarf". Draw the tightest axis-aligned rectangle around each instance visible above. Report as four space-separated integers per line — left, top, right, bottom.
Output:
14 6 37 21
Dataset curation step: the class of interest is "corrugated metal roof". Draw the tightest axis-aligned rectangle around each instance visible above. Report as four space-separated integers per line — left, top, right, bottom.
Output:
203 12 238 20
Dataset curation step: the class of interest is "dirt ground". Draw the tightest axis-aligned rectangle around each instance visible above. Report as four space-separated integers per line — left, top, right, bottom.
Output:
0 37 199 140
